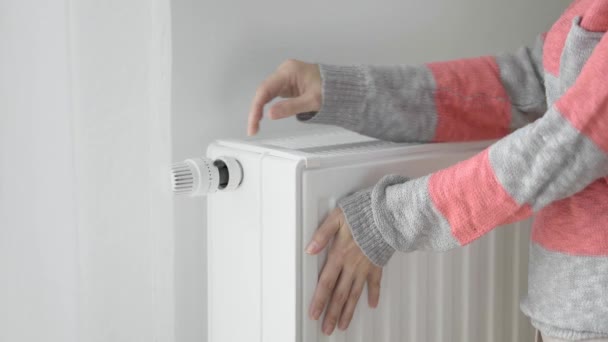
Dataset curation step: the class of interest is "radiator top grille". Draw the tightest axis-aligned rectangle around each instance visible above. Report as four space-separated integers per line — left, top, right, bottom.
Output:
254 128 403 156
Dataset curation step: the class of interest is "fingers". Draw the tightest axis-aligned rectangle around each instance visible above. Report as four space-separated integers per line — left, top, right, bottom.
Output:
267 93 319 120
322 268 354 335
367 267 383 308
306 206 382 335
306 208 341 255
309 255 342 321
338 276 365 331
247 72 286 136
248 60 322 135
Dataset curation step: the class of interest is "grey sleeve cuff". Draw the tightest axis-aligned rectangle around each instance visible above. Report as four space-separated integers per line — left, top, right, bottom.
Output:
296 64 367 128
338 189 395 267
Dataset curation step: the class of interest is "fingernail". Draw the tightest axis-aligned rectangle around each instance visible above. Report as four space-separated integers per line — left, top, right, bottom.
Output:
312 309 321 320
323 325 333 335
306 241 318 254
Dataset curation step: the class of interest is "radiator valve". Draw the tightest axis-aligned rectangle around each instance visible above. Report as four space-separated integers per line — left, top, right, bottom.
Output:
170 157 243 196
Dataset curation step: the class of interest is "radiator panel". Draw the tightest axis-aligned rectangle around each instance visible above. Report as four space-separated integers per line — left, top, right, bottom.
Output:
208 129 535 342
300 152 534 342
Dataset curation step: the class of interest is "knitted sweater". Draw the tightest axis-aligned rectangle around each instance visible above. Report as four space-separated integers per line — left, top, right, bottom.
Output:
298 0 608 339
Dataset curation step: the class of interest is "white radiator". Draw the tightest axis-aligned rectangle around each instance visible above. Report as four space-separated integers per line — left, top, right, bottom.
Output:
201 128 533 342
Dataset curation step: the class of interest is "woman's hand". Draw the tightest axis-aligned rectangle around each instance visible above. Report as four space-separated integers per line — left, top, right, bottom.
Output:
247 59 321 136
306 208 383 335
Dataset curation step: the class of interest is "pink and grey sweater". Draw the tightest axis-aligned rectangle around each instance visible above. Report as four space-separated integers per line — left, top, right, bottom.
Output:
298 0 608 339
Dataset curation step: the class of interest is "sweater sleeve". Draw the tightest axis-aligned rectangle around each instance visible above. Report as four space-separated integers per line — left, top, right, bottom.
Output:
297 35 547 143
340 32 608 267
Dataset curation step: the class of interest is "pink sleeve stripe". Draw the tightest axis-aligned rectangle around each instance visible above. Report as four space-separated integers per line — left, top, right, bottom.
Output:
555 32 608 153
532 180 608 256
428 149 533 245
543 0 592 76
580 0 608 32
427 57 511 142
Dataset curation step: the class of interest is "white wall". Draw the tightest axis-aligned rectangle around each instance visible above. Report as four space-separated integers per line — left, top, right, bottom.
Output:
1 1 174 341
69 1 174 341
171 0 570 341
0 2 77 341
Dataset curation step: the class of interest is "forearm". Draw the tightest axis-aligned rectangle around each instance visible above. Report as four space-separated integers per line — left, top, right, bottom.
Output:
299 36 546 143
343 113 608 266
340 33 608 266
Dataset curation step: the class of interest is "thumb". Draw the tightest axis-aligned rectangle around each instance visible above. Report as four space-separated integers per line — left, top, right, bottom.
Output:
267 93 320 120
306 208 341 255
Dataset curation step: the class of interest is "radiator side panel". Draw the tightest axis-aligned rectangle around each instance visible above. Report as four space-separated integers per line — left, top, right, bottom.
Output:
260 156 302 342
207 146 265 342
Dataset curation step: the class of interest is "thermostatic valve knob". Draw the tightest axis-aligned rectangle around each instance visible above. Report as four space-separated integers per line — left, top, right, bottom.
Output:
170 156 242 197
